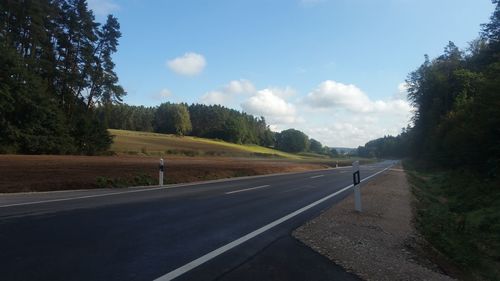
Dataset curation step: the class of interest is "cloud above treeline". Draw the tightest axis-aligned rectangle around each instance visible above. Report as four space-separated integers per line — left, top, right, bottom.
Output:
241 89 301 126
304 80 412 114
199 78 413 147
167 52 206 76
201 79 255 105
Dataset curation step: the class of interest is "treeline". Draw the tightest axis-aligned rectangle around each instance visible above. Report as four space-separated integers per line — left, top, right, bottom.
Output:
0 0 124 154
96 103 339 156
96 103 274 146
356 129 410 159
355 4 500 277
0 0 337 157
357 0 500 176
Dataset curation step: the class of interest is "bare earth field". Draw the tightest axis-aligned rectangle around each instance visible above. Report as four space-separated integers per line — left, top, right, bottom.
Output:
0 155 331 193
294 166 456 281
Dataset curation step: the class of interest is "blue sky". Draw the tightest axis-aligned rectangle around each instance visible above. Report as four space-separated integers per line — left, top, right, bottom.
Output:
88 0 494 147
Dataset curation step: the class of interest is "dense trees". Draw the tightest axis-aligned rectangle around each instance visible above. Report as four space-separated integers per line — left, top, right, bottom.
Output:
96 104 155 132
154 103 192 135
0 0 123 154
97 103 337 155
98 103 278 146
188 104 274 145
0 1 334 156
308 138 323 153
275 129 309 153
406 12 500 174
356 133 409 159
358 1 500 176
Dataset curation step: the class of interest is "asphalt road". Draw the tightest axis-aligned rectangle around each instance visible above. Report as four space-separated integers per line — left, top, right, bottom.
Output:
0 160 395 281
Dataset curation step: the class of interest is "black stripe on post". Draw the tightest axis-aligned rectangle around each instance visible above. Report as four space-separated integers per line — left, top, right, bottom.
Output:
353 171 360 185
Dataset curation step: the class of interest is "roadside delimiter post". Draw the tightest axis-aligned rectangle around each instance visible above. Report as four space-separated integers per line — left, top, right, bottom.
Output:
352 160 361 212
159 158 164 186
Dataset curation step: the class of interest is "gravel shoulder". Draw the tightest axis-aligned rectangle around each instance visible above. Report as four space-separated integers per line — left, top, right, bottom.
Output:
293 165 455 281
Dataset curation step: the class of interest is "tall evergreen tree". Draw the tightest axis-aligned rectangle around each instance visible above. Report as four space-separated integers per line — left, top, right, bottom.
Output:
0 0 124 154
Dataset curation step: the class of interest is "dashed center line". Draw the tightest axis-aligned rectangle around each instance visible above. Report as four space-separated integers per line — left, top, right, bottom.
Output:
155 165 393 281
225 185 270 194
310 175 324 179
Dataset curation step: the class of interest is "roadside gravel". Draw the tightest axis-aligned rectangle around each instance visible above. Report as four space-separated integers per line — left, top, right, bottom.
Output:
293 166 455 281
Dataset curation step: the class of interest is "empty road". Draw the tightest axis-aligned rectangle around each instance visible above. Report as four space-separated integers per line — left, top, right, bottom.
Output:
0 160 395 281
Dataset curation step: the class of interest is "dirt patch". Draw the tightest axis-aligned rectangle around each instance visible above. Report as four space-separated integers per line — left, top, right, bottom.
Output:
0 155 328 193
293 166 455 281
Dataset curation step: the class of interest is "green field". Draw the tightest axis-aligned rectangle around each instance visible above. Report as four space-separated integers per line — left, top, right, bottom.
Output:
110 129 310 159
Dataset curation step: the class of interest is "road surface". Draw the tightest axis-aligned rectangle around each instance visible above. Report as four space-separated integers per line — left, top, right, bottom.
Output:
0 160 395 281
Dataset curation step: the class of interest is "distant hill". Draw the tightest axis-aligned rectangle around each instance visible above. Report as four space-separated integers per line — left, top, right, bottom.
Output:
110 129 314 159
333 147 355 154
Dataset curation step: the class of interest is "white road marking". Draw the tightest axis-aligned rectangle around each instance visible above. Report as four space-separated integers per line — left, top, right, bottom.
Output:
153 165 392 281
339 171 348 174
225 185 270 195
0 188 170 208
0 168 343 208
310 175 324 179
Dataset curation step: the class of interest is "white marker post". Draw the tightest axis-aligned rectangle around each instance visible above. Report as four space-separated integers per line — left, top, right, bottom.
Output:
352 160 361 212
336 161 339 168
159 158 164 186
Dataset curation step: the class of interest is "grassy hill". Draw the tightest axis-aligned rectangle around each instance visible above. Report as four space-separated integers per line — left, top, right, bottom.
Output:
109 129 307 159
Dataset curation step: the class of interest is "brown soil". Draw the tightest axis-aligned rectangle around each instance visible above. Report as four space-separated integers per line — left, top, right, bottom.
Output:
0 155 329 193
293 166 456 281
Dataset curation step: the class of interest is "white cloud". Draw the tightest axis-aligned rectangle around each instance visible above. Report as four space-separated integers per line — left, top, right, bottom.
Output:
199 79 412 148
395 82 409 100
305 124 368 147
159 88 172 98
151 88 173 100
295 81 414 147
201 79 256 106
266 86 297 99
200 91 226 105
304 80 412 114
223 79 255 94
241 88 301 127
167 52 206 76
304 119 406 148
87 0 119 17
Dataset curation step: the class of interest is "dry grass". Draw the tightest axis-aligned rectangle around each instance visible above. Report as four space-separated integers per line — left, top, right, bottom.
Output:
0 154 330 193
0 130 371 193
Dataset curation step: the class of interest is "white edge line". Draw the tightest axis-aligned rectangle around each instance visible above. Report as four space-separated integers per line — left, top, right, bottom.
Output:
0 187 168 208
153 165 392 281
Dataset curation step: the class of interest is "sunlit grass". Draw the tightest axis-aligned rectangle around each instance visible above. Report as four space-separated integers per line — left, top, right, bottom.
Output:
109 129 303 159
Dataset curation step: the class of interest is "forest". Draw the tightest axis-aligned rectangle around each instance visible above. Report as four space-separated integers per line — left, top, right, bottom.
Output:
357 1 499 175
95 102 337 156
0 0 124 154
0 0 334 157
356 2 500 278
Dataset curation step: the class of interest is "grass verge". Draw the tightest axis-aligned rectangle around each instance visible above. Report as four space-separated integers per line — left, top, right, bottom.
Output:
109 129 304 159
404 161 500 281
96 173 156 188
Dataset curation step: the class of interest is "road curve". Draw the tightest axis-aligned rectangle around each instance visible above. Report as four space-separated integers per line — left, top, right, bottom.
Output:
0 160 395 281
